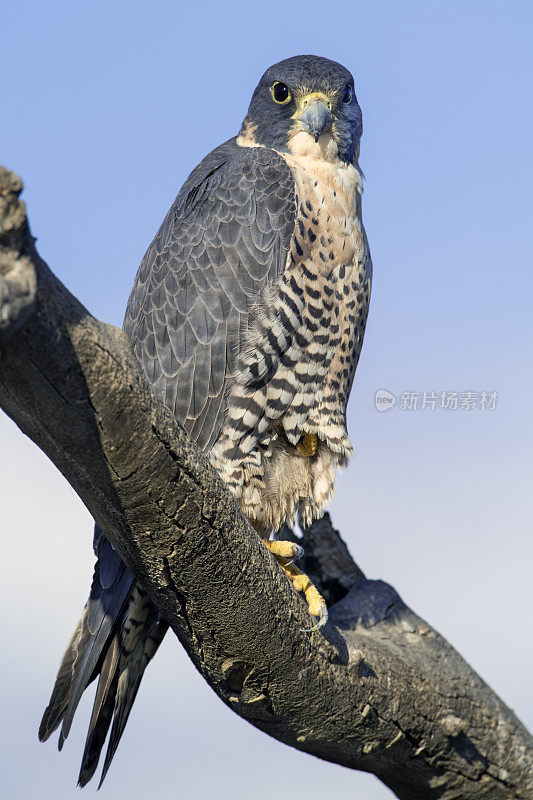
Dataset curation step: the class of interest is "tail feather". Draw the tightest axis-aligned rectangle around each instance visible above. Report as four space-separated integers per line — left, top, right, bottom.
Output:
98 614 168 788
39 525 134 744
39 616 84 742
40 524 167 787
59 553 134 744
77 584 150 785
77 640 121 787
39 556 133 746
86 637 122 745
58 578 130 745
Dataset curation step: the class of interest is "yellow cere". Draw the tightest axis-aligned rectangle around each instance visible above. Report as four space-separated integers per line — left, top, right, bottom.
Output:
294 91 332 113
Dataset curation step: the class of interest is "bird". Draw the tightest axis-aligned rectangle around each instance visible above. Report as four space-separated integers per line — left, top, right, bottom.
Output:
38 54 372 787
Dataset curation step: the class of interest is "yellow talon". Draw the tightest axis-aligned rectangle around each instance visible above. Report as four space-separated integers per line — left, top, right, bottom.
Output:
281 562 328 628
306 588 327 618
296 432 318 457
263 539 303 562
262 539 328 628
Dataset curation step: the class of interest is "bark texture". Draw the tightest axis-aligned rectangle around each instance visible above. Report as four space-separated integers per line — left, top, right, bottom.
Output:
0 166 531 800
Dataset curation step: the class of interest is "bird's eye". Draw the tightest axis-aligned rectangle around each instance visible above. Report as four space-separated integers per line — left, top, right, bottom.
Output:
342 85 353 104
271 82 291 105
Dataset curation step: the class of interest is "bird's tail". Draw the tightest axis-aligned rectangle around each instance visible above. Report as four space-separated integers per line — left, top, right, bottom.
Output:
39 526 168 787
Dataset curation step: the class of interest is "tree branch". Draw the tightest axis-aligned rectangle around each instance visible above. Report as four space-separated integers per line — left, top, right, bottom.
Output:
0 166 531 800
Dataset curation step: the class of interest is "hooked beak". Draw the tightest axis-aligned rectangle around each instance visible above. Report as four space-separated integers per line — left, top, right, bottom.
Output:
297 98 333 142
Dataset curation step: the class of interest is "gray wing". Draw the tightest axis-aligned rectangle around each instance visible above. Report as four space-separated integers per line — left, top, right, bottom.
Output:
123 140 297 452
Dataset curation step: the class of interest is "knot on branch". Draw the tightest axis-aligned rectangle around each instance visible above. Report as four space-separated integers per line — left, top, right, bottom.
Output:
220 658 275 720
0 167 37 340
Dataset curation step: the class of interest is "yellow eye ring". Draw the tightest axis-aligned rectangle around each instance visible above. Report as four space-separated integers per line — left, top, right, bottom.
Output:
270 81 291 105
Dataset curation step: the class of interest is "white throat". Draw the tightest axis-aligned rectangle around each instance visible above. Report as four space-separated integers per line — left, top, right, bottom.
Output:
287 130 341 163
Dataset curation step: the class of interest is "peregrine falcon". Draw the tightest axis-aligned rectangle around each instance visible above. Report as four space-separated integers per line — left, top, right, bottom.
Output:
39 55 372 786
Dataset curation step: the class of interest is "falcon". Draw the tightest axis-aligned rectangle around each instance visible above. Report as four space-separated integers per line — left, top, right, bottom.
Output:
39 54 372 786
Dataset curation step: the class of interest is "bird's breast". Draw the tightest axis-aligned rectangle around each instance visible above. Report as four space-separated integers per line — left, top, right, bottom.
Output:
209 142 371 533
281 147 364 274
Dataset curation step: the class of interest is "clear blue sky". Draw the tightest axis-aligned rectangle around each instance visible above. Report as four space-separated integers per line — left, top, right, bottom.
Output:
1 2 532 798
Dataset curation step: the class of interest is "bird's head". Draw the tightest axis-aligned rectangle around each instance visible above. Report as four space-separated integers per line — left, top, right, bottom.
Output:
239 55 362 164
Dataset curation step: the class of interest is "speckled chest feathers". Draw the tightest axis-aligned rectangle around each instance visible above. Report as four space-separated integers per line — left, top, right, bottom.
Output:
210 134 372 534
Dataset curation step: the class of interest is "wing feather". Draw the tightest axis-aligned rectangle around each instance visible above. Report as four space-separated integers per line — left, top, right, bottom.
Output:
124 139 296 452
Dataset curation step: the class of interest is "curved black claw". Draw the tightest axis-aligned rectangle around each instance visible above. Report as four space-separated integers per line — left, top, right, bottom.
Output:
301 604 328 633
285 544 304 566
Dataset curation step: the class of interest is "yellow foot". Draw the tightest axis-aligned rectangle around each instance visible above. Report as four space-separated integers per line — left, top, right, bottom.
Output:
263 540 328 630
296 432 318 457
263 539 303 565
284 562 328 629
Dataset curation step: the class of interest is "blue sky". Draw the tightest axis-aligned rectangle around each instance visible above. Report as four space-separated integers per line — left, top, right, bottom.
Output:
1 2 532 798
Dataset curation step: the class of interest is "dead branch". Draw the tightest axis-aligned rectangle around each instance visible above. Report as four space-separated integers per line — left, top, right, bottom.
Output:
0 166 531 800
